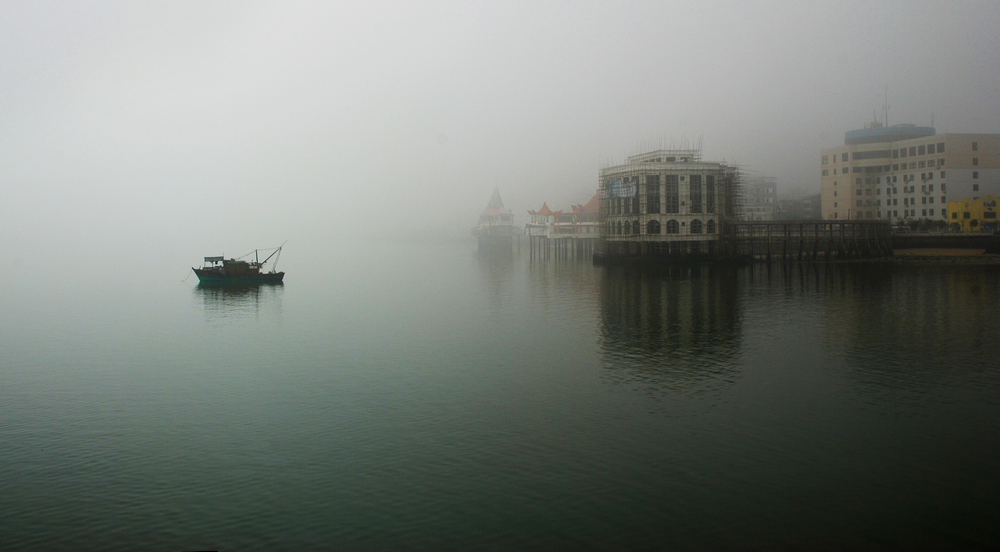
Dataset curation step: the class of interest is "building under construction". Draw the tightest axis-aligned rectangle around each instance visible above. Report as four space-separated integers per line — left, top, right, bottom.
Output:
596 149 741 261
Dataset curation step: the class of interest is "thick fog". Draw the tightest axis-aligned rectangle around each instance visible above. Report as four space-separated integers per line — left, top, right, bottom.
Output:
2 1 998 267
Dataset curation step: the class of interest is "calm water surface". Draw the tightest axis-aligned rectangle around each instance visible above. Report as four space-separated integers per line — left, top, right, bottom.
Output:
2 239 999 550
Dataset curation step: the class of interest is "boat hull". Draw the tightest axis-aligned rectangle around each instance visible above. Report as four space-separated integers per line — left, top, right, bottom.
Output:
192 268 285 285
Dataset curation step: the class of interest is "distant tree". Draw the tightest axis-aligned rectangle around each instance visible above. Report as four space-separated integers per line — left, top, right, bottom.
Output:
950 222 961 232
907 219 920 231
970 219 979 231
933 220 948 231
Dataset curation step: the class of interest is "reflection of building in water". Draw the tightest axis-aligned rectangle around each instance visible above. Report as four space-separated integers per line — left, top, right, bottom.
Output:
599 265 742 390
194 283 284 320
476 251 516 318
818 264 1000 394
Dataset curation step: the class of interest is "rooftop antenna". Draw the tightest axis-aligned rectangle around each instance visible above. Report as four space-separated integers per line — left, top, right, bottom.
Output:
883 85 890 127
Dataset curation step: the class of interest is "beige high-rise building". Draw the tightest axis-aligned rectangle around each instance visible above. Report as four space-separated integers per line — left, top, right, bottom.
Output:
820 124 999 222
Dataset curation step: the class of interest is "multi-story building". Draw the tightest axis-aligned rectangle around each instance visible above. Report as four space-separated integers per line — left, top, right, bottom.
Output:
743 175 778 221
778 193 820 220
599 149 739 256
820 123 999 222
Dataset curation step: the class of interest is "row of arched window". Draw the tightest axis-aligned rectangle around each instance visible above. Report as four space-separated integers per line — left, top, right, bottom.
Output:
608 219 716 235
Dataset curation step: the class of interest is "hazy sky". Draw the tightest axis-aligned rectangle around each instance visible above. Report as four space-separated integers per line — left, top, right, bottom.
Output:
2 0 998 258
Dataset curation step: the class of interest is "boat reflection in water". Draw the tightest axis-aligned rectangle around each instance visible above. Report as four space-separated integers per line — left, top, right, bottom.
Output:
599 264 743 392
193 282 284 321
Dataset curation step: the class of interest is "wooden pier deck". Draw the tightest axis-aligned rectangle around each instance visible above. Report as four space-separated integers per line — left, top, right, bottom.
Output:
725 220 892 261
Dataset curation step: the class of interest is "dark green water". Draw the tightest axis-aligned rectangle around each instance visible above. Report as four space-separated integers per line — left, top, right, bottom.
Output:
2 240 999 550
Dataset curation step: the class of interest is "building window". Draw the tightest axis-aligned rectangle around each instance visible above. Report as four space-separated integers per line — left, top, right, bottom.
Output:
690 219 703 234
647 219 661 234
973 157 978 166
892 149 899 159
964 212 971 219
689 175 702 213
842 153 848 162
834 202 838 207
900 148 907 158
707 219 716 233
822 155 829 164
928 144 935 154
856 179 863 186
972 141 978 151
665 175 679 213
919 145 926 155
666 219 679 234
909 147 916 156
973 184 979 192
646 174 660 214
985 212 996 219
973 172 979 179
941 171 946 178
633 220 640 235
952 212 958 219
892 164 899 171
822 169 829 176
937 142 945 152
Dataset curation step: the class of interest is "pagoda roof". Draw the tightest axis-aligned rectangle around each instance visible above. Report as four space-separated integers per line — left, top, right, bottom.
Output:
572 193 600 213
528 202 555 216
480 187 511 216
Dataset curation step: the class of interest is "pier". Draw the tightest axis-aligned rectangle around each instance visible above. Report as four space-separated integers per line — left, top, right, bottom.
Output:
725 220 893 261
594 220 894 263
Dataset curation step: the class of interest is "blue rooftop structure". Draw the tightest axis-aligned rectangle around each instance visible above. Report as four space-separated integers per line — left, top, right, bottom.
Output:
844 124 935 145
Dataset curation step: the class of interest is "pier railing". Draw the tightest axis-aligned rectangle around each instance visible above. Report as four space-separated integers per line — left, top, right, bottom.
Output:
725 220 892 261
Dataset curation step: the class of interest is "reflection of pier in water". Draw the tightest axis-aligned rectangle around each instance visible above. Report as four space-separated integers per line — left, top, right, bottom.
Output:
194 283 284 319
599 265 742 391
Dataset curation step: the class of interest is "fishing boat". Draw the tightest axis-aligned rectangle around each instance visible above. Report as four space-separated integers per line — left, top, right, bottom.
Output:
192 245 285 284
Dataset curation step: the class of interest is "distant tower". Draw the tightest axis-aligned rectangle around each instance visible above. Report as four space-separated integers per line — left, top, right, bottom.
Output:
474 187 517 255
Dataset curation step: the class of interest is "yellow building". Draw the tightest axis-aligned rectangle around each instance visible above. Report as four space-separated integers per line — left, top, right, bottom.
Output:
948 195 999 232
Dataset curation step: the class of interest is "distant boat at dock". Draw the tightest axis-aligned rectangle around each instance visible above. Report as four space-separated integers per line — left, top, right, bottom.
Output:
192 246 285 284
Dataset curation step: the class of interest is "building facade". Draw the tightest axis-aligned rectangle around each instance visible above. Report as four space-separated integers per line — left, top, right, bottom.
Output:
820 123 999 223
599 149 739 256
526 194 600 238
947 195 999 233
743 175 778 221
